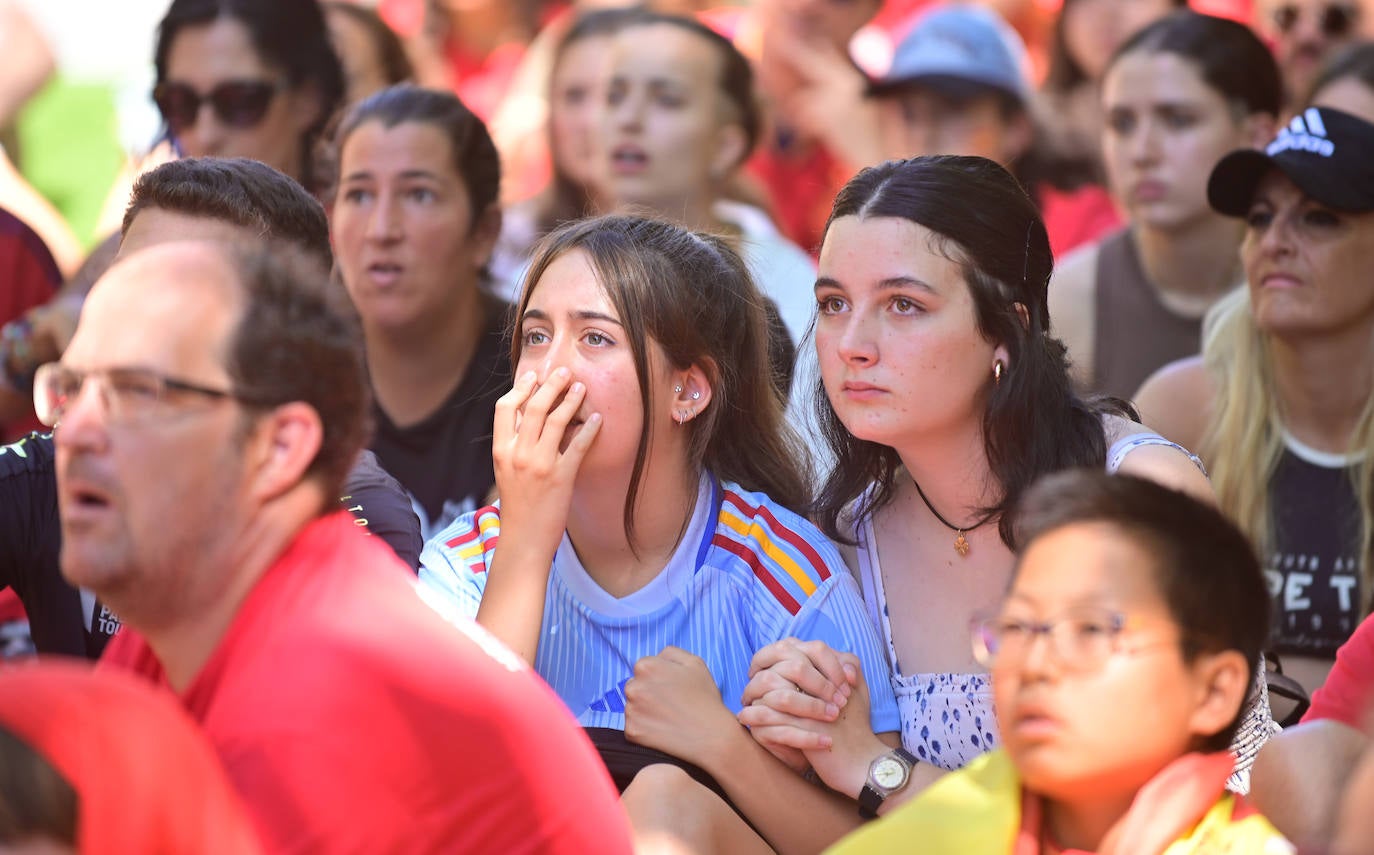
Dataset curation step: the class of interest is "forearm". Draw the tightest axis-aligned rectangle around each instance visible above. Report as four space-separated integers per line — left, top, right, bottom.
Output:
1249 720 1367 850
699 725 867 855
475 538 555 664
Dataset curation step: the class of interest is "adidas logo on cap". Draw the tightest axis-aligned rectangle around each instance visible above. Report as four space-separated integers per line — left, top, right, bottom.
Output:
1267 108 1335 157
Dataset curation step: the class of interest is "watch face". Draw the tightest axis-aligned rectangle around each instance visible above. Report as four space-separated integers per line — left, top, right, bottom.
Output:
872 757 907 790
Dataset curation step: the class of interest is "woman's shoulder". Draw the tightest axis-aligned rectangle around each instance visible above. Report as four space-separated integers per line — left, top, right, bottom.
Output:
1048 235 1106 388
1132 355 1217 452
716 480 849 579
1101 413 1215 504
421 503 503 566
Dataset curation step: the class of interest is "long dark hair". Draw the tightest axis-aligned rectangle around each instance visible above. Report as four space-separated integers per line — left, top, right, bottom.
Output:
155 0 345 190
812 156 1126 548
1108 11 1281 118
517 215 808 545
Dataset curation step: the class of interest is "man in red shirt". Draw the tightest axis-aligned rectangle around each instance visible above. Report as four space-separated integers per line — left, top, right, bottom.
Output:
52 238 630 853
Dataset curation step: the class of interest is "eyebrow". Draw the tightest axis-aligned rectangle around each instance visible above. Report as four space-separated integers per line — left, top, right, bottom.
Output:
521 308 625 327
340 168 443 183
814 276 938 294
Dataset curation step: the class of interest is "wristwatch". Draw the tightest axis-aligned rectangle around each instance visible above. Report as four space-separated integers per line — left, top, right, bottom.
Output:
858 747 918 819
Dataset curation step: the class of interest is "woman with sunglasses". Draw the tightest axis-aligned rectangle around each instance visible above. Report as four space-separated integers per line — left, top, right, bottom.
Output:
1049 12 1280 400
1258 0 1370 106
735 155 1275 816
153 0 344 195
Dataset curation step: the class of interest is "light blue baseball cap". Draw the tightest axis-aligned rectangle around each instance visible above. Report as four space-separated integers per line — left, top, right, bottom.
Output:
870 3 1032 106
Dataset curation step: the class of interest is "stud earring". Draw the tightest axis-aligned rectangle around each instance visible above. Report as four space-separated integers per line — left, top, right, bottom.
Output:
691 391 701 400
993 360 1005 385
674 385 683 394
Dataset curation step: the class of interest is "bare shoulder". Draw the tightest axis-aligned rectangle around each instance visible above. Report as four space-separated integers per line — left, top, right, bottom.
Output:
1048 242 1100 388
1101 412 1215 504
1131 356 1216 452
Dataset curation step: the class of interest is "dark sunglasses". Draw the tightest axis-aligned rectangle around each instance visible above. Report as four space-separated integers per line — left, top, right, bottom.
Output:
152 79 284 133
1271 2 1360 37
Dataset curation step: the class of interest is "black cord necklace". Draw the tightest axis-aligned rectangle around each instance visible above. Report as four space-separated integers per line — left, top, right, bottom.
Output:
911 477 990 557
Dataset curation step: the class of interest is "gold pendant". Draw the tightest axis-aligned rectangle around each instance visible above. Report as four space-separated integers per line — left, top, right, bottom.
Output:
954 531 970 557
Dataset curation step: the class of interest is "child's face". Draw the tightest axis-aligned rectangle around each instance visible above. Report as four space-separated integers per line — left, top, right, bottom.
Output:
989 521 1218 804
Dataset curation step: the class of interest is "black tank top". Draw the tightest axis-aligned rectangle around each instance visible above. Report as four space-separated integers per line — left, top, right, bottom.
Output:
1091 229 1204 400
1267 438 1366 659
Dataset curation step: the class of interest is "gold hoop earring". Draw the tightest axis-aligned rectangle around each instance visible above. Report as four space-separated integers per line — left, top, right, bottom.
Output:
993 360 1004 385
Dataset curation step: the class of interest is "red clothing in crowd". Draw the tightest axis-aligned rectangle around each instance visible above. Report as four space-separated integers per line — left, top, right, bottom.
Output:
374 0 526 122
1 207 61 440
1040 182 1123 261
0 660 263 855
102 512 633 855
1304 612 1374 729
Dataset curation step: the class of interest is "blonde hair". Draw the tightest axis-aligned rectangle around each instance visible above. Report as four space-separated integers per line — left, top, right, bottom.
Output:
1200 287 1374 605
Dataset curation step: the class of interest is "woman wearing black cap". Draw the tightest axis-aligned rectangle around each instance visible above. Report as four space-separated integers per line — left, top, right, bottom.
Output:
1137 105 1374 701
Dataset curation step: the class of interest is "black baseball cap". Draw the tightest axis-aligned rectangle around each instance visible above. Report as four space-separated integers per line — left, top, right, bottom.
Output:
1209 106 1374 216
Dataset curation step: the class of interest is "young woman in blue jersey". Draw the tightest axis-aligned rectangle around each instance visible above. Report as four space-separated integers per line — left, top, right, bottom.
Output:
419 214 901 852
735 155 1277 818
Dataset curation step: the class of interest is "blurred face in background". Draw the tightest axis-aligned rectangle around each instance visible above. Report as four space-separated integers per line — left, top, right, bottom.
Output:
1063 0 1178 82
875 83 1033 166
158 17 321 181
1312 71 1374 123
1259 0 1372 102
325 5 397 104
1103 50 1269 231
549 32 616 190
599 24 746 215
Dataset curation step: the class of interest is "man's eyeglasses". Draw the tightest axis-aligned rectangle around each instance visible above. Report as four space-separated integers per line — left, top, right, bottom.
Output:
1271 3 1361 37
34 364 255 427
152 79 285 135
970 608 1178 673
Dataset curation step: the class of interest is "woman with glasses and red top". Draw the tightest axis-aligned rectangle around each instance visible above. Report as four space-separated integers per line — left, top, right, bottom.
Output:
152 0 344 196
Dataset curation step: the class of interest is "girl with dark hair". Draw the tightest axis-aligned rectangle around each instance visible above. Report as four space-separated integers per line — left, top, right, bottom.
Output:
420 214 902 852
595 10 817 347
491 8 636 293
737 156 1274 812
1033 0 1184 190
1051 11 1281 400
330 84 509 540
323 1 414 104
153 0 345 194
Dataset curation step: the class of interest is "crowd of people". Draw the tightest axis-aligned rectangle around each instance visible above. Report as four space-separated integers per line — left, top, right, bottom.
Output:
0 0 1371 852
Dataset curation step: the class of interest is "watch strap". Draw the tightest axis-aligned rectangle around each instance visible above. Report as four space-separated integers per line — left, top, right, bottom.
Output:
857 747 917 819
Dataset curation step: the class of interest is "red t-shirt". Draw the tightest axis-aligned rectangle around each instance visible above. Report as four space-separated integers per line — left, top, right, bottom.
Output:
1304 612 1374 729
102 513 632 855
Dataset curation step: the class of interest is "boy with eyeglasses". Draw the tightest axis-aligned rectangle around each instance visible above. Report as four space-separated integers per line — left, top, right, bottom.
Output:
826 470 1292 854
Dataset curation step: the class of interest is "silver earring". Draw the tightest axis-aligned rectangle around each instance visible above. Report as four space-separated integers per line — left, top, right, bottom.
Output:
691 391 701 400
674 385 683 394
